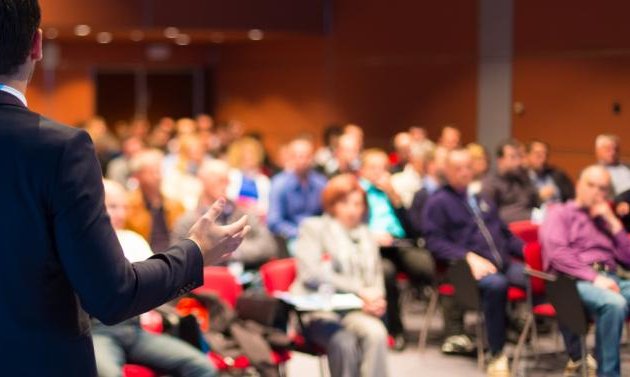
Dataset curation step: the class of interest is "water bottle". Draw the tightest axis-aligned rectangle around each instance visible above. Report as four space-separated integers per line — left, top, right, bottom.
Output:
318 253 335 310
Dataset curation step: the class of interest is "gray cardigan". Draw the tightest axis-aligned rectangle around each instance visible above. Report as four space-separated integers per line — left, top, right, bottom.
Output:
291 215 385 298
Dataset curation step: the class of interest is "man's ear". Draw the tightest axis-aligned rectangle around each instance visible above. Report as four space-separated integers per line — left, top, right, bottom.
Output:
30 29 43 62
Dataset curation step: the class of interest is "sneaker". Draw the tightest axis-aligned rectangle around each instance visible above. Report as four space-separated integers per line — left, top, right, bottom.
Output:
441 334 475 355
563 354 597 377
486 352 510 377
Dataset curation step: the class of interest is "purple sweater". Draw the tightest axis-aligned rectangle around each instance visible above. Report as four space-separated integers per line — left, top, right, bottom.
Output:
540 201 630 281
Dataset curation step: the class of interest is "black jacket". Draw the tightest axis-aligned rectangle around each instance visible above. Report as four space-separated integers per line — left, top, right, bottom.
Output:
0 91 203 376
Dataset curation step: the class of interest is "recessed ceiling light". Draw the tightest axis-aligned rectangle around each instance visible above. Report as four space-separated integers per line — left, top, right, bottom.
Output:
96 32 113 44
248 29 264 41
164 27 179 39
45 28 59 40
74 24 91 37
130 30 144 42
175 34 191 46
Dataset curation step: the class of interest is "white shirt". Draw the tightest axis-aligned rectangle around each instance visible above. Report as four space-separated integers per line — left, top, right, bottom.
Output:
391 164 423 209
116 229 153 263
0 84 27 106
605 164 630 195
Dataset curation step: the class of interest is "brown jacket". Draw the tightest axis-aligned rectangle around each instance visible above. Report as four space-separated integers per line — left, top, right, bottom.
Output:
126 189 185 241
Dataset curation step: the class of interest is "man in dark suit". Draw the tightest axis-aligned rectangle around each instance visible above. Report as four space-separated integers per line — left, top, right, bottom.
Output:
0 1 249 376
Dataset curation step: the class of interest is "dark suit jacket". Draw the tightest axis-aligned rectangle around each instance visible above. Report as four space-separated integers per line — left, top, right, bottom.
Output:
0 91 203 376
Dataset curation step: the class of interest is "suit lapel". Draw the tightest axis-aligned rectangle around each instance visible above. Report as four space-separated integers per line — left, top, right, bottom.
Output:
0 90 26 108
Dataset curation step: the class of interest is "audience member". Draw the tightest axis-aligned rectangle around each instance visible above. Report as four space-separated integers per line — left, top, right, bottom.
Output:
147 117 175 152
162 134 207 211
344 123 365 150
526 140 574 204
541 165 630 377
595 134 630 196
267 138 327 243
467 143 489 196
437 125 461 152
482 139 540 223
390 131 412 173
320 133 362 178
95 180 217 377
292 174 389 377
392 142 431 209
405 147 471 355
360 148 435 348
315 124 344 172
127 149 186 253
84 116 120 171
106 135 145 189
408 126 435 149
171 160 277 269
226 137 271 218
422 148 526 377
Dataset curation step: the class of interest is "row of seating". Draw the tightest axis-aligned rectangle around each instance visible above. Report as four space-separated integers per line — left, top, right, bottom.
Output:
124 219 591 377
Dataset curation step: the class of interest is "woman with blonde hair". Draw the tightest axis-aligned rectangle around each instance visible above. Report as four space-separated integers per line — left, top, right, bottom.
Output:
226 137 271 219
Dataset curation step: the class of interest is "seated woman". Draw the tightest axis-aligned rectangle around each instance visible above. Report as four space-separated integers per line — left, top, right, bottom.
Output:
291 174 389 377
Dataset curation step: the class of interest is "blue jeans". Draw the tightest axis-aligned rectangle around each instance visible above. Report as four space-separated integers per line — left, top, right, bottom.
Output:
573 273 630 377
92 319 217 377
477 261 527 355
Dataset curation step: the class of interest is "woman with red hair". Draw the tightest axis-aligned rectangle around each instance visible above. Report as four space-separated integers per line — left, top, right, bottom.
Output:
291 174 389 377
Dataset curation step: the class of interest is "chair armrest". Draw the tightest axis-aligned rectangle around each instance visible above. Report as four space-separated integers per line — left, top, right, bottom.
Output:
524 266 557 282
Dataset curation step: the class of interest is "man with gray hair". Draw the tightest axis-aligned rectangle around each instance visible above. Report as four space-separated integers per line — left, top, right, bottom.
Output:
541 165 630 377
595 134 630 196
172 159 278 268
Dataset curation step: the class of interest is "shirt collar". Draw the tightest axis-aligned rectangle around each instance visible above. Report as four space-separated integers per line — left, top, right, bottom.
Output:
0 84 27 107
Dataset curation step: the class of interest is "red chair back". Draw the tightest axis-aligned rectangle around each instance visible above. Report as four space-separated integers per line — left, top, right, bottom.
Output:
260 258 297 294
509 220 539 244
194 266 243 308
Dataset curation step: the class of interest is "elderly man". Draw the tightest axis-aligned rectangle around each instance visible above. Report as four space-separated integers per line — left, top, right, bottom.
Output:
126 149 186 252
422 148 526 377
482 139 540 223
595 134 630 196
541 165 630 377
319 132 362 178
172 160 277 269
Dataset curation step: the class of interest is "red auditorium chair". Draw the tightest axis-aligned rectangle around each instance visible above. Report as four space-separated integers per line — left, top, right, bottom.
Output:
259 258 327 377
194 266 291 376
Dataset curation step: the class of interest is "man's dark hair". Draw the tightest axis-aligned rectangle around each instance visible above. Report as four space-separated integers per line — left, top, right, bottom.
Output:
0 0 41 76
495 138 522 158
526 139 549 153
322 124 343 146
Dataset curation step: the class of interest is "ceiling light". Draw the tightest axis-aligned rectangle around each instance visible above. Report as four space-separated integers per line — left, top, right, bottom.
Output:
96 32 113 44
74 24 91 37
45 28 59 40
164 27 179 39
247 29 264 41
174 34 191 46
130 30 144 42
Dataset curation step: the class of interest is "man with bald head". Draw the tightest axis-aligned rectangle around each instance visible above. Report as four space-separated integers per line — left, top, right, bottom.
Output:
172 160 277 268
542 165 630 377
422 148 526 376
